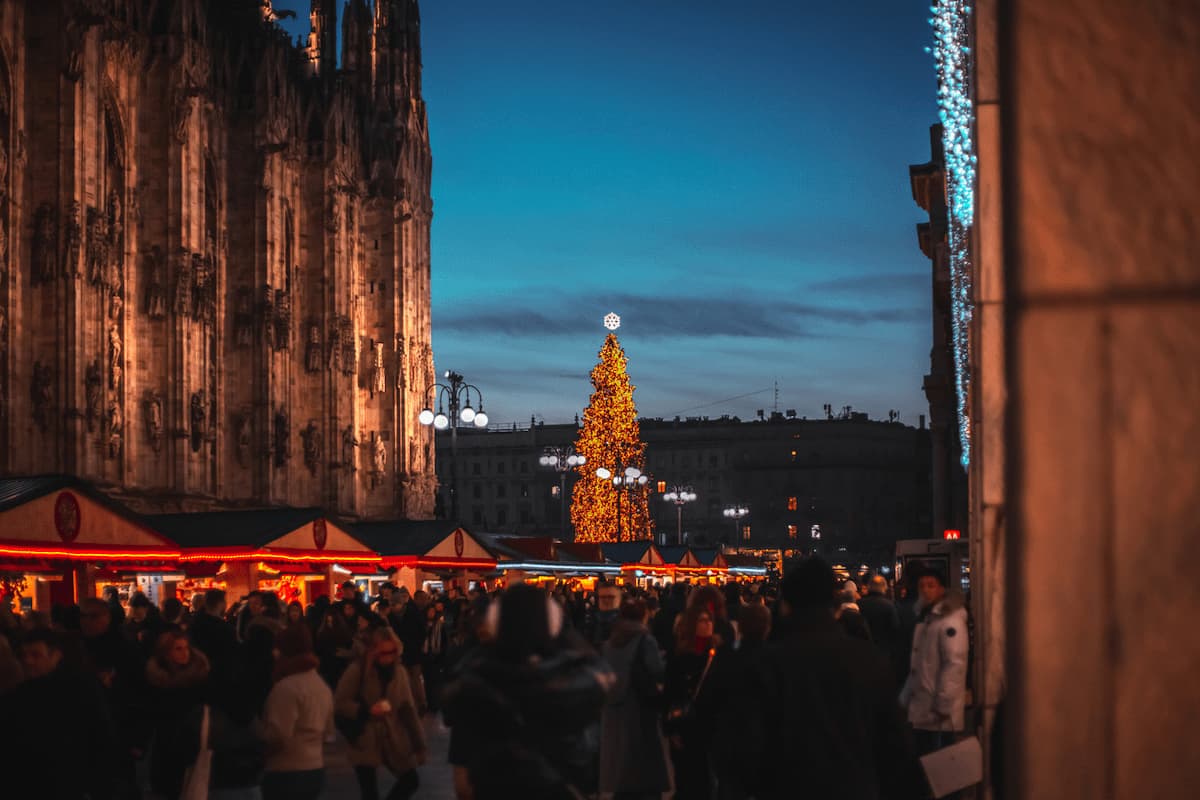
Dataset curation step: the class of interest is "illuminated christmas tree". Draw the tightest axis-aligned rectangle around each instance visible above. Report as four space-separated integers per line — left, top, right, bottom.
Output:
571 331 653 542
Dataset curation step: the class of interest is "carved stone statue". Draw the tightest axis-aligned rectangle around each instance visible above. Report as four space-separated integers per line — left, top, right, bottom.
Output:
301 420 321 475
273 289 290 350
191 253 208 321
233 287 254 347
328 319 343 373
145 391 163 453
305 321 322 373
85 361 102 433
371 433 387 488
260 285 275 349
145 246 167 319
33 203 57 286
273 409 290 467
31 361 53 432
371 341 386 396
341 424 357 471
233 411 252 467
63 201 81 279
86 206 109 286
107 322 122 389
325 195 339 233
107 402 123 459
189 392 206 452
174 249 193 316
107 188 123 249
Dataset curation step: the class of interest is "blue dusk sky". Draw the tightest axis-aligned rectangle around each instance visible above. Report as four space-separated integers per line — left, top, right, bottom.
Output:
273 1 939 427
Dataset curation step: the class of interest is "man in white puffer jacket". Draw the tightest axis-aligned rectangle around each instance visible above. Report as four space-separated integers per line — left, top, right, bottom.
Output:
899 568 968 755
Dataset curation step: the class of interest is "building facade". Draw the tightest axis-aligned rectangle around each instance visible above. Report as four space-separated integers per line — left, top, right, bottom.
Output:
437 413 931 563
0 0 436 519
910 123 969 537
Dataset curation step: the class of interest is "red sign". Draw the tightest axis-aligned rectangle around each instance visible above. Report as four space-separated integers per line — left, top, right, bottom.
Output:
312 519 328 550
454 529 464 557
943 529 961 540
54 492 82 543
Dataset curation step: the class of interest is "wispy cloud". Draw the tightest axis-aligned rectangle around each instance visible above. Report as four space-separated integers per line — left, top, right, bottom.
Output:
434 289 923 340
806 272 927 295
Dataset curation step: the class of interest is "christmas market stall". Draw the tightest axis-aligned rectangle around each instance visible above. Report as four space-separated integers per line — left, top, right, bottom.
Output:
721 552 769 582
351 520 497 595
480 534 619 588
147 509 380 606
0 477 180 611
600 541 669 587
688 547 733 582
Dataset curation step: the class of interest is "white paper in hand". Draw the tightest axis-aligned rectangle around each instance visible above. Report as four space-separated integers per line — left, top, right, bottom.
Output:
920 735 983 798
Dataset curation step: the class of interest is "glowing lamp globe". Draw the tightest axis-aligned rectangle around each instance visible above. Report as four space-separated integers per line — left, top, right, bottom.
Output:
418 408 435 426
433 413 449 430
460 406 476 423
473 411 488 427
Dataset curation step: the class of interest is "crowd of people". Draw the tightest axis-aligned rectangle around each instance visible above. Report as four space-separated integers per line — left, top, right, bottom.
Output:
0 557 969 800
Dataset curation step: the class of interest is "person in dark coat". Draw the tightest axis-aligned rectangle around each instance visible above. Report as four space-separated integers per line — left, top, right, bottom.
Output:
860 575 903 678
663 603 728 800
701 602 773 800
599 597 670 800
0 629 120 799
722 557 926 800
145 629 211 799
397 590 431 713
443 584 614 800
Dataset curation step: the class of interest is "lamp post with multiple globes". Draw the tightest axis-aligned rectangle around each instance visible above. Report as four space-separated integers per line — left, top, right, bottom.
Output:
419 371 488 522
662 485 697 545
594 460 648 542
724 504 750 544
539 446 585 538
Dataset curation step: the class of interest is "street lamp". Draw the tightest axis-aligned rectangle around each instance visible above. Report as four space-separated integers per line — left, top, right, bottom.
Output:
662 485 697 546
594 459 648 542
539 446 585 538
724 505 750 543
419 370 488 522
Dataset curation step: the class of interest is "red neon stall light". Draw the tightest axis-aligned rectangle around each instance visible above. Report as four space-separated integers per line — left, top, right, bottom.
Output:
674 565 728 573
418 558 497 570
178 548 380 564
0 543 181 562
622 563 672 574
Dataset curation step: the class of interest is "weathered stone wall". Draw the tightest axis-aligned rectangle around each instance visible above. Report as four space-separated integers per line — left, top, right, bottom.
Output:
0 0 437 520
996 1 1200 797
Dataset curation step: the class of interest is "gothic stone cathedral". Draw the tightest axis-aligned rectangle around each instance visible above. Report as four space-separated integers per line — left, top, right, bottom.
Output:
0 0 437 519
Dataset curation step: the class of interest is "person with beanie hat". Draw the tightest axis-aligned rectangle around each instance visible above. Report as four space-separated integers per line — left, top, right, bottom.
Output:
261 624 334 800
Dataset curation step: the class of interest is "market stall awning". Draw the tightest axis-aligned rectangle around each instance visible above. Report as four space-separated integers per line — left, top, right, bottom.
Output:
0 476 180 566
352 520 497 572
147 508 379 568
478 534 620 576
601 541 670 574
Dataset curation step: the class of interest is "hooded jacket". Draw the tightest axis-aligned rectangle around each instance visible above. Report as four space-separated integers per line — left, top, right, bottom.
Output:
900 592 969 731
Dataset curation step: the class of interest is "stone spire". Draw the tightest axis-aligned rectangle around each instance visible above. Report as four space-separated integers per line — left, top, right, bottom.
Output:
342 0 373 93
373 0 424 108
308 0 338 78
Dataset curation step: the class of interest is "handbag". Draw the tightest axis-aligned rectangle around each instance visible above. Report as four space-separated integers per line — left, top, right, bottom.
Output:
666 647 717 727
179 705 212 800
334 663 370 743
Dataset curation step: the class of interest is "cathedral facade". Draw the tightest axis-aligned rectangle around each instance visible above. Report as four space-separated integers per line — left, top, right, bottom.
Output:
0 0 437 519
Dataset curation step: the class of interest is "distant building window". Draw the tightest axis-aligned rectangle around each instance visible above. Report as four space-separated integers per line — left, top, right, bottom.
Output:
790 450 797 462
472 462 481 476
709 454 719 467
472 484 482 499
788 524 798 538
741 524 751 542
496 484 507 499
657 480 666 493
496 507 508 526
472 507 484 525
519 461 528 473
787 496 798 511
497 461 506 474
520 483 530 498
519 506 533 525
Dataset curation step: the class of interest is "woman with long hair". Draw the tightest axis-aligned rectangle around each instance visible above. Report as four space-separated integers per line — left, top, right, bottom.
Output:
334 628 427 800
664 604 726 800
145 630 210 798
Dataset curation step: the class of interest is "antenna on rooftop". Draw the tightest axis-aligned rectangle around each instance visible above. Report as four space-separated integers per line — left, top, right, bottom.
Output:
773 381 779 414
